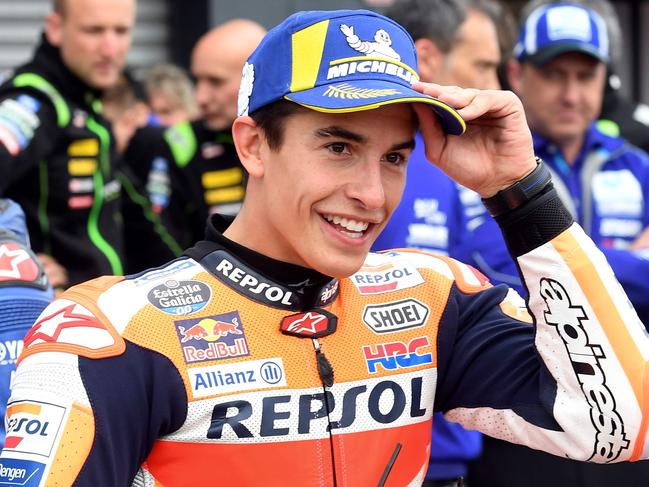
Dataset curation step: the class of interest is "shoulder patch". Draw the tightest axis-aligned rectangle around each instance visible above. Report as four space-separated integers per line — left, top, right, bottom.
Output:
0 232 49 290
20 277 126 362
391 248 491 294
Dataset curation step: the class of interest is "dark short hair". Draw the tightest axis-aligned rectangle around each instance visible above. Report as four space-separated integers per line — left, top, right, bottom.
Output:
250 100 309 151
384 0 502 51
384 0 466 52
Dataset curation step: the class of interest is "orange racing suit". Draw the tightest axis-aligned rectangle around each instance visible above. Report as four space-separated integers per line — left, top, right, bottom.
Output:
2 192 649 486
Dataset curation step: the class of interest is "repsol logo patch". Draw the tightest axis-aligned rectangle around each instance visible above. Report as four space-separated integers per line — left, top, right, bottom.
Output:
351 262 424 295
362 299 429 333
213 257 295 307
148 279 211 315
540 278 630 462
207 375 431 440
4 400 66 457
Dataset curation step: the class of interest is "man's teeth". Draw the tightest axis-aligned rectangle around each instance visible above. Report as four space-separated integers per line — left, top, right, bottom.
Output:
324 215 369 233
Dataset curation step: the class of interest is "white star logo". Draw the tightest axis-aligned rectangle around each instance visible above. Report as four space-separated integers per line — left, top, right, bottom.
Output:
0 243 30 279
286 312 327 334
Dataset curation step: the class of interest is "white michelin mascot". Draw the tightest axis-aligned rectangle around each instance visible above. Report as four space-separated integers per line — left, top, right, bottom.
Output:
340 24 401 61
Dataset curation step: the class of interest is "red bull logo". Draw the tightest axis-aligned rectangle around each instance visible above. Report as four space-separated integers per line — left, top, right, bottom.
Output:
175 312 250 364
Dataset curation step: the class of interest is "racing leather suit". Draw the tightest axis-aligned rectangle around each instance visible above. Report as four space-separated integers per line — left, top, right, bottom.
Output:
3 183 649 486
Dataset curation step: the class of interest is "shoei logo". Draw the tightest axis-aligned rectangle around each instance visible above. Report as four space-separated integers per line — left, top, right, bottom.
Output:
362 299 429 333
327 24 418 84
540 278 630 462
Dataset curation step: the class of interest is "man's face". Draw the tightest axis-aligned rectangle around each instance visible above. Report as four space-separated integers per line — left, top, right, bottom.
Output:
436 9 500 89
510 52 606 145
240 104 417 278
191 43 242 131
46 0 135 90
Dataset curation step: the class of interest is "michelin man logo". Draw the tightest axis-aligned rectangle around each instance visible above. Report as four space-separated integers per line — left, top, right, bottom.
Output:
340 24 401 61
237 62 255 116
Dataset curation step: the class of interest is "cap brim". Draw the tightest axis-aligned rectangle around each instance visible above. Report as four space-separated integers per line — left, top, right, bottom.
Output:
527 42 608 66
285 80 466 136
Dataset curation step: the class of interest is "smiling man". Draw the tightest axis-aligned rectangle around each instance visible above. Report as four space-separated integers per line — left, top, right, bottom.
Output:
3 9 649 487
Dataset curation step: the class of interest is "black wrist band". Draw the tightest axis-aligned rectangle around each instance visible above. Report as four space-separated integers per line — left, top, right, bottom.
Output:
481 157 552 218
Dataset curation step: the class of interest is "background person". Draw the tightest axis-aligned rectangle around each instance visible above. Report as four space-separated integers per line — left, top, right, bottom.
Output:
0 0 135 286
126 18 267 251
144 63 198 127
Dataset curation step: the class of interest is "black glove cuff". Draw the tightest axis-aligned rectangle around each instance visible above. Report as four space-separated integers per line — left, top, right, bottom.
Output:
482 157 552 218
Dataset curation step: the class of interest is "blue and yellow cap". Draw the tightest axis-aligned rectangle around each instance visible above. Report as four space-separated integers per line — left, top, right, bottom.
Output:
514 3 609 66
237 9 466 135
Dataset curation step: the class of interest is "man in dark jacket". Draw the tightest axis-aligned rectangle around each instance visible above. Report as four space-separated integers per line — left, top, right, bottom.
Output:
0 0 135 287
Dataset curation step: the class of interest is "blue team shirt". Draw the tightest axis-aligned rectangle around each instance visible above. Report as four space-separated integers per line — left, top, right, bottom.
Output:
467 123 649 325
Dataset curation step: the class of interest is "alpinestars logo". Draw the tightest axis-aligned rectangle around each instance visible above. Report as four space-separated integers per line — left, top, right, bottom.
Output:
540 278 630 462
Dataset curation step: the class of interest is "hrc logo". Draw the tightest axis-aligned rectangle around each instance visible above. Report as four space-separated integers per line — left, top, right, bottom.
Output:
363 336 432 373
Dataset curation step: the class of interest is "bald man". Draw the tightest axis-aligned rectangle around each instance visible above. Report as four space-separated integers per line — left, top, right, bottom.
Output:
193 19 267 131
124 19 266 261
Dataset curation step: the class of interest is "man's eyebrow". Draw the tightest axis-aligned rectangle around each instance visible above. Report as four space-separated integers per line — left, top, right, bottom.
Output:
390 139 416 152
315 126 366 144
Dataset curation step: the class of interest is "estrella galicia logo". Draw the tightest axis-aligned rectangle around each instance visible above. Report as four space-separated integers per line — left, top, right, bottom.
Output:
0 458 45 485
175 311 250 364
147 279 211 315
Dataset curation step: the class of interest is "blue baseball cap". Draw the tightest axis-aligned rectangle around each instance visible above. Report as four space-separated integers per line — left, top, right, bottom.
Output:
514 3 609 66
237 9 466 135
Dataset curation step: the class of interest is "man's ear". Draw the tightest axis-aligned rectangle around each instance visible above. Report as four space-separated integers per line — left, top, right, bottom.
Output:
232 116 265 178
45 12 63 47
507 59 523 95
414 38 444 82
